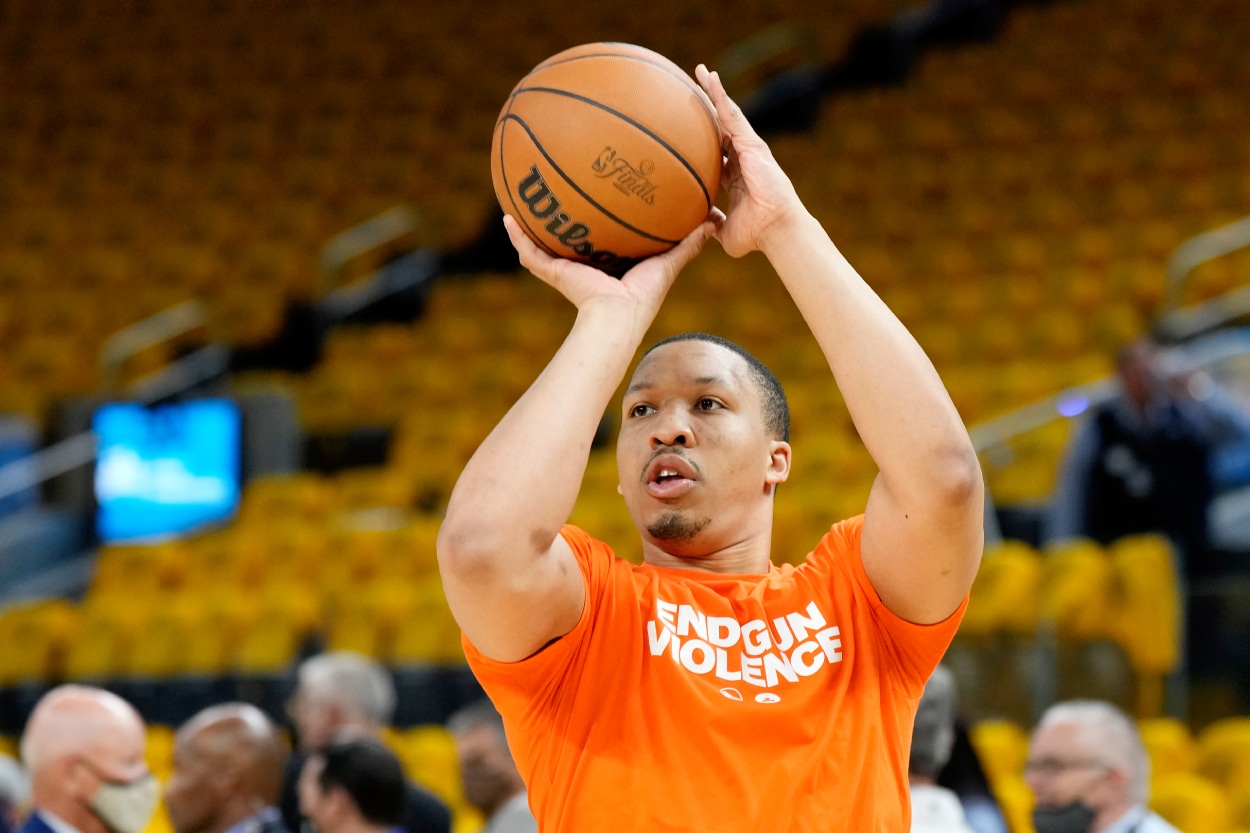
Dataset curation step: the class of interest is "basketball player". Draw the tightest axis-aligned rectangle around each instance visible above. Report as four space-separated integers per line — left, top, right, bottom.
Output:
437 65 983 832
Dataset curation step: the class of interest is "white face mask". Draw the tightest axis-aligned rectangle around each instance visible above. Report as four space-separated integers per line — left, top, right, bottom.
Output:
88 775 159 833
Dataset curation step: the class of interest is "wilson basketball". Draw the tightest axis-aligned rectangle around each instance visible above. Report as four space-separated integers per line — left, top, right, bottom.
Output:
491 43 722 276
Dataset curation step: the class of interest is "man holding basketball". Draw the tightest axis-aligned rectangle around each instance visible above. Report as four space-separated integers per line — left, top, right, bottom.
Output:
438 64 983 833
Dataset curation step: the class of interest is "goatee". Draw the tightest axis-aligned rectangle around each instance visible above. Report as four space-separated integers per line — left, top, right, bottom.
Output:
648 512 709 542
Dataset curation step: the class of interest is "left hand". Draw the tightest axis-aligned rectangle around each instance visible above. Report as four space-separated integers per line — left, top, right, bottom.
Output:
696 65 805 258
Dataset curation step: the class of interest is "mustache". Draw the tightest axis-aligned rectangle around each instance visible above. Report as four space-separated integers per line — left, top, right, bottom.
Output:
643 447 702 476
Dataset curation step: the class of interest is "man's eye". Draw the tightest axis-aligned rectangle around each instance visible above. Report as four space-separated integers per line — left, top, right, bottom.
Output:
630 404 652 417
697 398 718 410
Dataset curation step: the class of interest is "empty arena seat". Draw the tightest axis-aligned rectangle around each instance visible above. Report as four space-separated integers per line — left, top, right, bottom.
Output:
1150 772 1230 833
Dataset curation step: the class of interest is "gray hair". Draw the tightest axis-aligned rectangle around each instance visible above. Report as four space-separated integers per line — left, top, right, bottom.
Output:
447 699 510 759
910 665 957 778
1038 700 1150 804
297 652 396 726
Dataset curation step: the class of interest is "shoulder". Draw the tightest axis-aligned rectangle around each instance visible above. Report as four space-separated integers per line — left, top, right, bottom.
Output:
17 815 56 833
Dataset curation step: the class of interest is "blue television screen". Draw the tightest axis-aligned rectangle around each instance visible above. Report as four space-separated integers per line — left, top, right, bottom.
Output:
93 399 242 543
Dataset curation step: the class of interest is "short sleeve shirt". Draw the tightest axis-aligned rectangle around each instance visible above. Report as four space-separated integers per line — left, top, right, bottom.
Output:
464 515 967 833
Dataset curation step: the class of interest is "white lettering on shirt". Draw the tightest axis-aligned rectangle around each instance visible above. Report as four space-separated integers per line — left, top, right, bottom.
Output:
645 598 843 690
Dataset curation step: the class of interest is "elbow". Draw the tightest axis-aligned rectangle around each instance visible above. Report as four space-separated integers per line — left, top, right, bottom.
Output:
437 517 559 581
436 520 497 580
932 440 983 507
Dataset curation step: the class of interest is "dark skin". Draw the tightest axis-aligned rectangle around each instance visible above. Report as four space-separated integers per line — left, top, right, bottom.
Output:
165 705 288 833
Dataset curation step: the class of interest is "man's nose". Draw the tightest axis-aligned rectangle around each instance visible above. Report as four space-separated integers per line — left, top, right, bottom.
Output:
650 406 692 447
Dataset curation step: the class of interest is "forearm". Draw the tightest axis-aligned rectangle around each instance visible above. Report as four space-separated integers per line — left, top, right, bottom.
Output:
761 211 979 502
440 300 646 564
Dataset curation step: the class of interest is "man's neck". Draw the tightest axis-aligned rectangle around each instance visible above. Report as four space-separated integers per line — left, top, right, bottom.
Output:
640 529 774 575
335 820 394 833
37 802 108 833
203 801 267 833
1093 800 1140 833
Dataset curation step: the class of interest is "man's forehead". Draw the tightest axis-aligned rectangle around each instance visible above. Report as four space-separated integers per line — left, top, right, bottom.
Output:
629 340 750 392
1034 720 1092 753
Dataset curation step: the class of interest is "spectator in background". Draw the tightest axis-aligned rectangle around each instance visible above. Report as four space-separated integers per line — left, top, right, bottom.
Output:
0 755 30 833
165 703 290 833
1025 700 1178 833
298 740 406 833
909 666 976 833
447 701 535 833
17 685 158 833
280 652 450 833
1048 337 1250 568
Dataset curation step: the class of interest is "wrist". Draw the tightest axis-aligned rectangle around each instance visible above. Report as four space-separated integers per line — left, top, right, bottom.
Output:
757 201 818 258
576 296 655 350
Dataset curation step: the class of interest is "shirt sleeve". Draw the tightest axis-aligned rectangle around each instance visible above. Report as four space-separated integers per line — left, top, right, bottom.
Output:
817 515 968 692
461 525 609 722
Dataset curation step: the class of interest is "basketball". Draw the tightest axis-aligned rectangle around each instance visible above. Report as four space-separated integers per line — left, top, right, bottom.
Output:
491 43 723 276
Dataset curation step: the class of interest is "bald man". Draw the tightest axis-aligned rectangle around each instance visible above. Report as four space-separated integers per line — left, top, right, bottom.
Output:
17 685 157 833
165 704 291 833
1025 701 1179 833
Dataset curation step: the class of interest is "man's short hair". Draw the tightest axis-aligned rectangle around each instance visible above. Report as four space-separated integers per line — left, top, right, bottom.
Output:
447 699 509 758
298 652 396 726
910 665 957 779
316 739 407 827
642 333 791 442
1038 700 1150 804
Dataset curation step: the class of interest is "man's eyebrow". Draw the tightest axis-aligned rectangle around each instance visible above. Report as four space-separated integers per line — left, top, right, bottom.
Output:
625 375 731 396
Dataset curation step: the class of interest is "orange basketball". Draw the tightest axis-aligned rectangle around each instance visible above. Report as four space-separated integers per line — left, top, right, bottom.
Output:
491 43 722 276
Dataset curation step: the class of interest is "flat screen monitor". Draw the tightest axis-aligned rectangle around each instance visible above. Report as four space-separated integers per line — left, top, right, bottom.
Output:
93 399 242 543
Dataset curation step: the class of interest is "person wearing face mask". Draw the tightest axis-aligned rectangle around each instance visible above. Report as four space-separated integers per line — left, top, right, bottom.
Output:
17 685 159 833
164 703 291 833
297 740 406 833
447 701 535 833
1025 701 1180 833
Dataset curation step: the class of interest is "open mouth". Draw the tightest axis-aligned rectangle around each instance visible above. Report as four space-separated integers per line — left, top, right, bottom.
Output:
645 455 698 499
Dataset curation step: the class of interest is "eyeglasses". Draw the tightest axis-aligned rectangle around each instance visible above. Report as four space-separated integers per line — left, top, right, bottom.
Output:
1023 758 1111 777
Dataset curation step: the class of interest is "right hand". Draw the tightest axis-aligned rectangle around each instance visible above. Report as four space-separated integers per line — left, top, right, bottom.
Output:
503 213 716 320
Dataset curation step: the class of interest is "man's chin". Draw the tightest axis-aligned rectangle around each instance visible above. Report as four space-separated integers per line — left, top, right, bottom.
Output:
646 511 710 544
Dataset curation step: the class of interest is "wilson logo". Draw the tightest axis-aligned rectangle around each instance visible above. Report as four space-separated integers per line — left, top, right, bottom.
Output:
514 165 640 276
591 147 658 205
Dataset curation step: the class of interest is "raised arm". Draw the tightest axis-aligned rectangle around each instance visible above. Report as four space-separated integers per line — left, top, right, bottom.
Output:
436 215 714 662
697 66 983 624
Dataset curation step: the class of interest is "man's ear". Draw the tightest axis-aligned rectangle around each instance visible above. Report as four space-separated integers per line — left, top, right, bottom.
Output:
765 441 791 488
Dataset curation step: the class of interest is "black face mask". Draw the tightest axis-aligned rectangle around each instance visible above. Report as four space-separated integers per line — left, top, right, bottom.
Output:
1032 802 1097 833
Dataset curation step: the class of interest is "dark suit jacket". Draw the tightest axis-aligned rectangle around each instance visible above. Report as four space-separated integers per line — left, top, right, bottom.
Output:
280 752 451 833
15 812 55 833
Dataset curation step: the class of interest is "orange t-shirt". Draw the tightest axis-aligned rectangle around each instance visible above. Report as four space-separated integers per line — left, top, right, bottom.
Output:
463 515 967 833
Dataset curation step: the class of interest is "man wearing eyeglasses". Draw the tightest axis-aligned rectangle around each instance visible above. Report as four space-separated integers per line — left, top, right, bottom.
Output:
1024 701 1180 833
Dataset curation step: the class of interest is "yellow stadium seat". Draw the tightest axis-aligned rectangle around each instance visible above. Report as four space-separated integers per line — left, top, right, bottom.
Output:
145 725 176 781
1107 535 1181 717
399 725 463 807
969 720 1030 788
390 575 464 666
1139 717 1197 786
1039 539 1116 641
962 542 1042 638
130 601 209 679
1196 717 1250 793
1150 772 1229 833
0 601 79 684
991 774 1035 833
